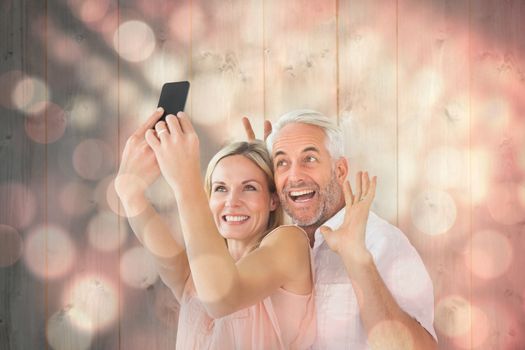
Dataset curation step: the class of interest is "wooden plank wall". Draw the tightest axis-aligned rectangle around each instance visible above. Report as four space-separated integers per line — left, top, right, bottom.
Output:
1 0 524 349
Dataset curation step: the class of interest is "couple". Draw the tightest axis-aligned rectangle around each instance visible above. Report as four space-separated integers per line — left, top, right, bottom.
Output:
116 109 437 349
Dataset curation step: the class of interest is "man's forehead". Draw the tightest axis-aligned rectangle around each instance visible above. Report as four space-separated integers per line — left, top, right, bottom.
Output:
272 123 328 155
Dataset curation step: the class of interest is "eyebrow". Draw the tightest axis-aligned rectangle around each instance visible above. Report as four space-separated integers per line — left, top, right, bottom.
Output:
274 146 320 158
211 179 261 185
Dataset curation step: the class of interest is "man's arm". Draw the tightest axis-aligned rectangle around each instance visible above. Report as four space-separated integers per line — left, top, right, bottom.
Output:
341 251 436 349
320 173 437 349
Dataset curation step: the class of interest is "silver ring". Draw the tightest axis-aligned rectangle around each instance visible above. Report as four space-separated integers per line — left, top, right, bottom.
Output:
359 197 365 201
157 128 168 136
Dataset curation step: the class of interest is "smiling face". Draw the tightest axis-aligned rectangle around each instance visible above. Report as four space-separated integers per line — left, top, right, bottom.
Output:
272 123 348 231
209 155 278 243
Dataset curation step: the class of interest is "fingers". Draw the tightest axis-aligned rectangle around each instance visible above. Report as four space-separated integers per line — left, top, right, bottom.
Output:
176 112 195 134
319 225 333 236
263 120 273 141
242 117 256 141
135 108 164 137
155 121 170 140
367 176 377 203
145 129 160 149
342 180 355 208
354 171 363 204
165 114 181 135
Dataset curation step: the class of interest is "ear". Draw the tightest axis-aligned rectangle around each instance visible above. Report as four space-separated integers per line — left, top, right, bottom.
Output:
269 192 280 211
334 157 349 185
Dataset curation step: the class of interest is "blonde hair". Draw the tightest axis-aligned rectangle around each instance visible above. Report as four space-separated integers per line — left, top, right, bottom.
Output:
204 140 282 233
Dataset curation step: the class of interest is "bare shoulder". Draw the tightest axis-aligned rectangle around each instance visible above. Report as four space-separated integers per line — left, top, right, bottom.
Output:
259 225 310 249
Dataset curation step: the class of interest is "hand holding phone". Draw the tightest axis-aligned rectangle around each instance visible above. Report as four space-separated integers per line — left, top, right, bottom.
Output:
157 81 190 122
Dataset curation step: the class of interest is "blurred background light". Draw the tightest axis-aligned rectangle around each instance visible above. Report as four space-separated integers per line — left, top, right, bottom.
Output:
113 20 156 62
46 305 93 350
12 75 50 114
434 295 472 338
24 102 67 144
369 320 413 350
59 180 94 217
0 182 37 229
424 147 467 189
69 0 110 24
62 274 119 331
87 210 128 252
465 230 513 280
386 255 432 301
68 95 100 131
73 139 114 181
23 224 76 280
411 189 457 236
168 2 206 44
486 182 525 225
120 246 158 289
0 224 24 267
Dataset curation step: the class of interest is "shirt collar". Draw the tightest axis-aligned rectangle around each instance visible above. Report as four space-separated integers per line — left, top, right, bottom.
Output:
313 208 346 251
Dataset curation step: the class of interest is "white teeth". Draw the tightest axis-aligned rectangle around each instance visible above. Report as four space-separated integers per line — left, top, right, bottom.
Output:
224 215 249 222
290 189 314 196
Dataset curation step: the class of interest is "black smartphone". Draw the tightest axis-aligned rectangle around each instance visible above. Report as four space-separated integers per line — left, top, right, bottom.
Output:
157 81 190 122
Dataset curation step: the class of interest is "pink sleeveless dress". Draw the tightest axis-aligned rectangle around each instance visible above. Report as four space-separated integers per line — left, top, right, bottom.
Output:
176 227 316 349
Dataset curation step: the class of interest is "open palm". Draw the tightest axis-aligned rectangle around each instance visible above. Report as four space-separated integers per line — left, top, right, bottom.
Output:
320 171 376 260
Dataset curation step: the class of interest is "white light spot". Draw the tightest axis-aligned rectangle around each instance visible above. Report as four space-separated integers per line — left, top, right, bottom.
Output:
411 189 457 235
114 20 156 62
120 246 159 289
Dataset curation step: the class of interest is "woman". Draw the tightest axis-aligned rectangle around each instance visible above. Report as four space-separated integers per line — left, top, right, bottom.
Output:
115 108 315 349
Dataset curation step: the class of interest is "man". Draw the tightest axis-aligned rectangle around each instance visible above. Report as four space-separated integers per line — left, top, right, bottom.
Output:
244 110 437 349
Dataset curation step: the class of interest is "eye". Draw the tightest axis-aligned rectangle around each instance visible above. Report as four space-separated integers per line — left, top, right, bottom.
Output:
244 184 257 191
305 155 318 162
213 185 227 192
275 159 288 168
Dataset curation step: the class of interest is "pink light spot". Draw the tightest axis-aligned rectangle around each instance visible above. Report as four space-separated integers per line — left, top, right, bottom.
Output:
73 139 114 180
0 182 37 229
58 181 94 217
23 224 76 280
465 230 513 279
24 101 67 144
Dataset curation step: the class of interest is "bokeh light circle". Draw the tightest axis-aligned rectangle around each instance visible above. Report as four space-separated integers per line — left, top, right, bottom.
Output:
62 274 119 331
411 189 457 235
46 306 93 350
368 320 413 350
386 255 431 300
434 295 472 337
68 95 100 131
465 230 513 279
120 246 159 289
486 182 525 225
452 304 490 349
0 224 24 267
0 182 37 229
59 181 95 217
73 139 114 180
23 224 76 280
87 210 127 252
113 20 156 62
24 101 67 144
12 76 50 114
424 147 466 189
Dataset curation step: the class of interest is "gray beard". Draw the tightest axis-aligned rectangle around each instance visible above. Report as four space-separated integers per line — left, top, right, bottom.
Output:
281 172 343 228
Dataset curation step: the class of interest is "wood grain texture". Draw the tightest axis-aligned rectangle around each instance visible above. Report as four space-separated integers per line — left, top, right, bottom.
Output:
1 0 524 349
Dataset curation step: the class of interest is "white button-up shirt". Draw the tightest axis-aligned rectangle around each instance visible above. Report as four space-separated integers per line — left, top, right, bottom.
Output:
312 209 437 349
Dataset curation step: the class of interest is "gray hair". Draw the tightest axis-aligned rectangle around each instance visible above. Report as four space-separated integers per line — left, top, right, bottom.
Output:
266 109 344 159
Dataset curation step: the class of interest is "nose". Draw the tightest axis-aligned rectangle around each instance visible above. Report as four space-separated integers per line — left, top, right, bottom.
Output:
225 189 241 207
287 162 304 182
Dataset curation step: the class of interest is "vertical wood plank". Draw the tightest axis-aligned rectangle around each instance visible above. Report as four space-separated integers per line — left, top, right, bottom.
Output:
190 0 265 151
338 0 398 223
264 0 338 122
